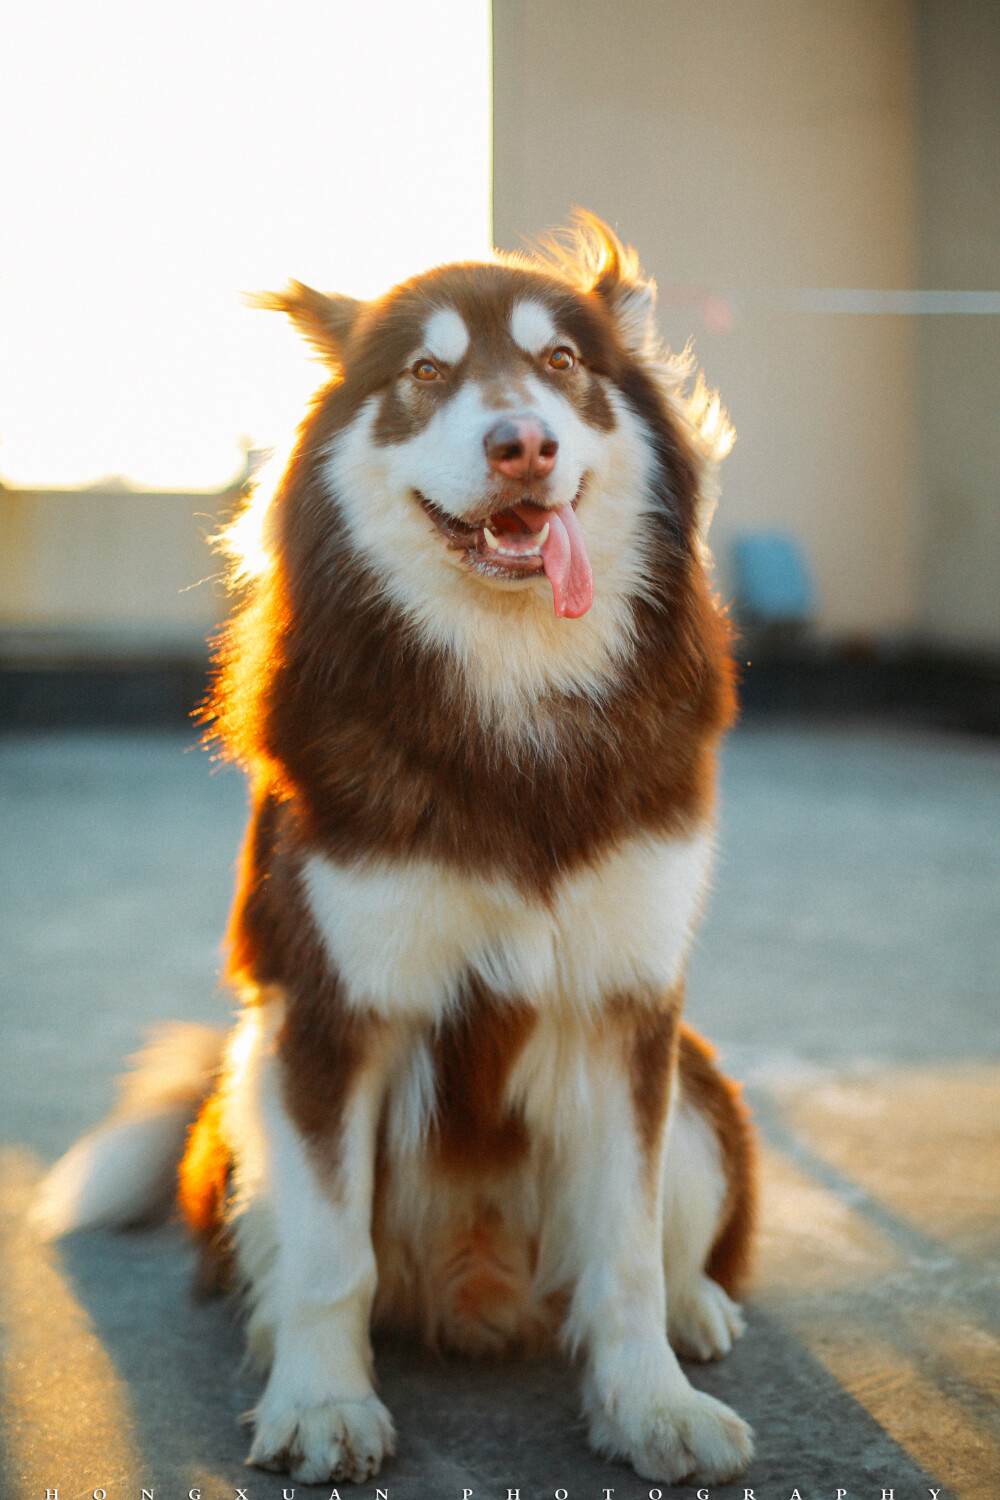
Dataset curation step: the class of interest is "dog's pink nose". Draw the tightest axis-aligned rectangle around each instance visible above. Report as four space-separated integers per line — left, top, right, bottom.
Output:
484 416 558 481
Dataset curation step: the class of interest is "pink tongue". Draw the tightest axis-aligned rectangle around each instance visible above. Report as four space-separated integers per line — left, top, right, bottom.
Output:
513 504 594 618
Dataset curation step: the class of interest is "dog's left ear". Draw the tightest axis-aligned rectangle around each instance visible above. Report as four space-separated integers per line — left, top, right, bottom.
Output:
576 213 657 356
591 256 657 356
247 281 362 367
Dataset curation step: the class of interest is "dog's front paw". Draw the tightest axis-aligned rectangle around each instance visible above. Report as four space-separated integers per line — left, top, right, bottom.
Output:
668 1274 746 1362
248 1392 396 1483
587 1380 753 1484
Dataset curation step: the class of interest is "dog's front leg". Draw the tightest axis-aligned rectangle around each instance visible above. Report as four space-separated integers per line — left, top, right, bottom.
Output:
246 1011 396 1484
557 1003 753 1485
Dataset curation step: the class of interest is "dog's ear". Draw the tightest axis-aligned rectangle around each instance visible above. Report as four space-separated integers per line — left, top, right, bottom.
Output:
247 281 362 366
535 212 657 356
593 264 657 356
583 215 657 356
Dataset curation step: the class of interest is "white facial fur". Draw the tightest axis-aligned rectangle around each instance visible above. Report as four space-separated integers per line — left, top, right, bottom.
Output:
303 829 713 1020
325 385 660 725
510 299 559 356
422 306 470 366
375 371 596 518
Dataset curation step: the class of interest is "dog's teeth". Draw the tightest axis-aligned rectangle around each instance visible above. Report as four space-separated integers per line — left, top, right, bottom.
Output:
482 521 547 560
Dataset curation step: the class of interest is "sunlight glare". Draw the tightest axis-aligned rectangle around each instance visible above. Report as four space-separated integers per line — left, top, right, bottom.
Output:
0 1 492 489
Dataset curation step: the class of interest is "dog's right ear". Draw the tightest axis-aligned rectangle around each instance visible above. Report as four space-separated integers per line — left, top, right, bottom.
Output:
247 281 362 366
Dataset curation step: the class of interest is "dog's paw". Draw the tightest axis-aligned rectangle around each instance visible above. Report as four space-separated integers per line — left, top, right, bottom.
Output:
588 1384 753 1484
668 1274 746 1362
247 1392 396 1483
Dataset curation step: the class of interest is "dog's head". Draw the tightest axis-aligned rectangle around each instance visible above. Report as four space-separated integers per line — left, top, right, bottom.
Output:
228 216 732 718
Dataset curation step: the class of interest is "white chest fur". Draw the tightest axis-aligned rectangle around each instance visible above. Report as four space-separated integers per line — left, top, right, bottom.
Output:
303 830 713 1018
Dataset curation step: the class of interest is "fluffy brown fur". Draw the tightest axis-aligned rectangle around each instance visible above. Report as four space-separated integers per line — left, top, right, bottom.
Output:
38 216 758 1488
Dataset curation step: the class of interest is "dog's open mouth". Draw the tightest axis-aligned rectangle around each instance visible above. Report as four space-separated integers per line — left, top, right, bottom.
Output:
416 493 594 619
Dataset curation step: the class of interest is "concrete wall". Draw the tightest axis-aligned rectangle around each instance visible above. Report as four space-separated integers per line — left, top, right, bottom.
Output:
493 0 921 639
0 486 229 657
915 0 1000 647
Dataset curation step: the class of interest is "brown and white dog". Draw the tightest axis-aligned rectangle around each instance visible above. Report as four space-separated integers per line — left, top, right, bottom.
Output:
36 216 756 1487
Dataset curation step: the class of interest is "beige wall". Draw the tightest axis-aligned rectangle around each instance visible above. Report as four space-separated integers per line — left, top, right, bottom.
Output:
0 487 228 656
915 0 1000 647
494 0 921 639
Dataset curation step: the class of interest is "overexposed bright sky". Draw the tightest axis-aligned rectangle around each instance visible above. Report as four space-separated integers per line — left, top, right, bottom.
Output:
0 1 492 489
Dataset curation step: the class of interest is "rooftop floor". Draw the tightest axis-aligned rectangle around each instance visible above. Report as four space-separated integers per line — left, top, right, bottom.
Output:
2 724 998 1500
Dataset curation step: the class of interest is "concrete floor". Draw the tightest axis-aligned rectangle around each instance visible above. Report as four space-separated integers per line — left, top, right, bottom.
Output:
1 724 998 1500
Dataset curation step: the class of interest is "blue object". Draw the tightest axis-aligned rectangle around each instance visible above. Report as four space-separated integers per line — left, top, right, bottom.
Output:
729 529 817 623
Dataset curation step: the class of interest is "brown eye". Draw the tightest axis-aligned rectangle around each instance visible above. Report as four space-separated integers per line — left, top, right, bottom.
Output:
411 358 440 382
548 346 575 371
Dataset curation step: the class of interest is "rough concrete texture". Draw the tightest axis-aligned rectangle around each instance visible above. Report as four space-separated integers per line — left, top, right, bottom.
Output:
2 725 998 1500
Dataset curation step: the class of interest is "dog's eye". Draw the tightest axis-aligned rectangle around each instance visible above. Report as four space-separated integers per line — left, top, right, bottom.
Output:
411 359 441 382
548 347 575 372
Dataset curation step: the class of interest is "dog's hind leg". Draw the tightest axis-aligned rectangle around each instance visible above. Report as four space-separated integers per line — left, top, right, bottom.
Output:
662 1025 756 1362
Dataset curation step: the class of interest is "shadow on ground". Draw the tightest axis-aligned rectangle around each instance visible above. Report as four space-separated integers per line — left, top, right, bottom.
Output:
3 726 998 1499
1 1160 949 1500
